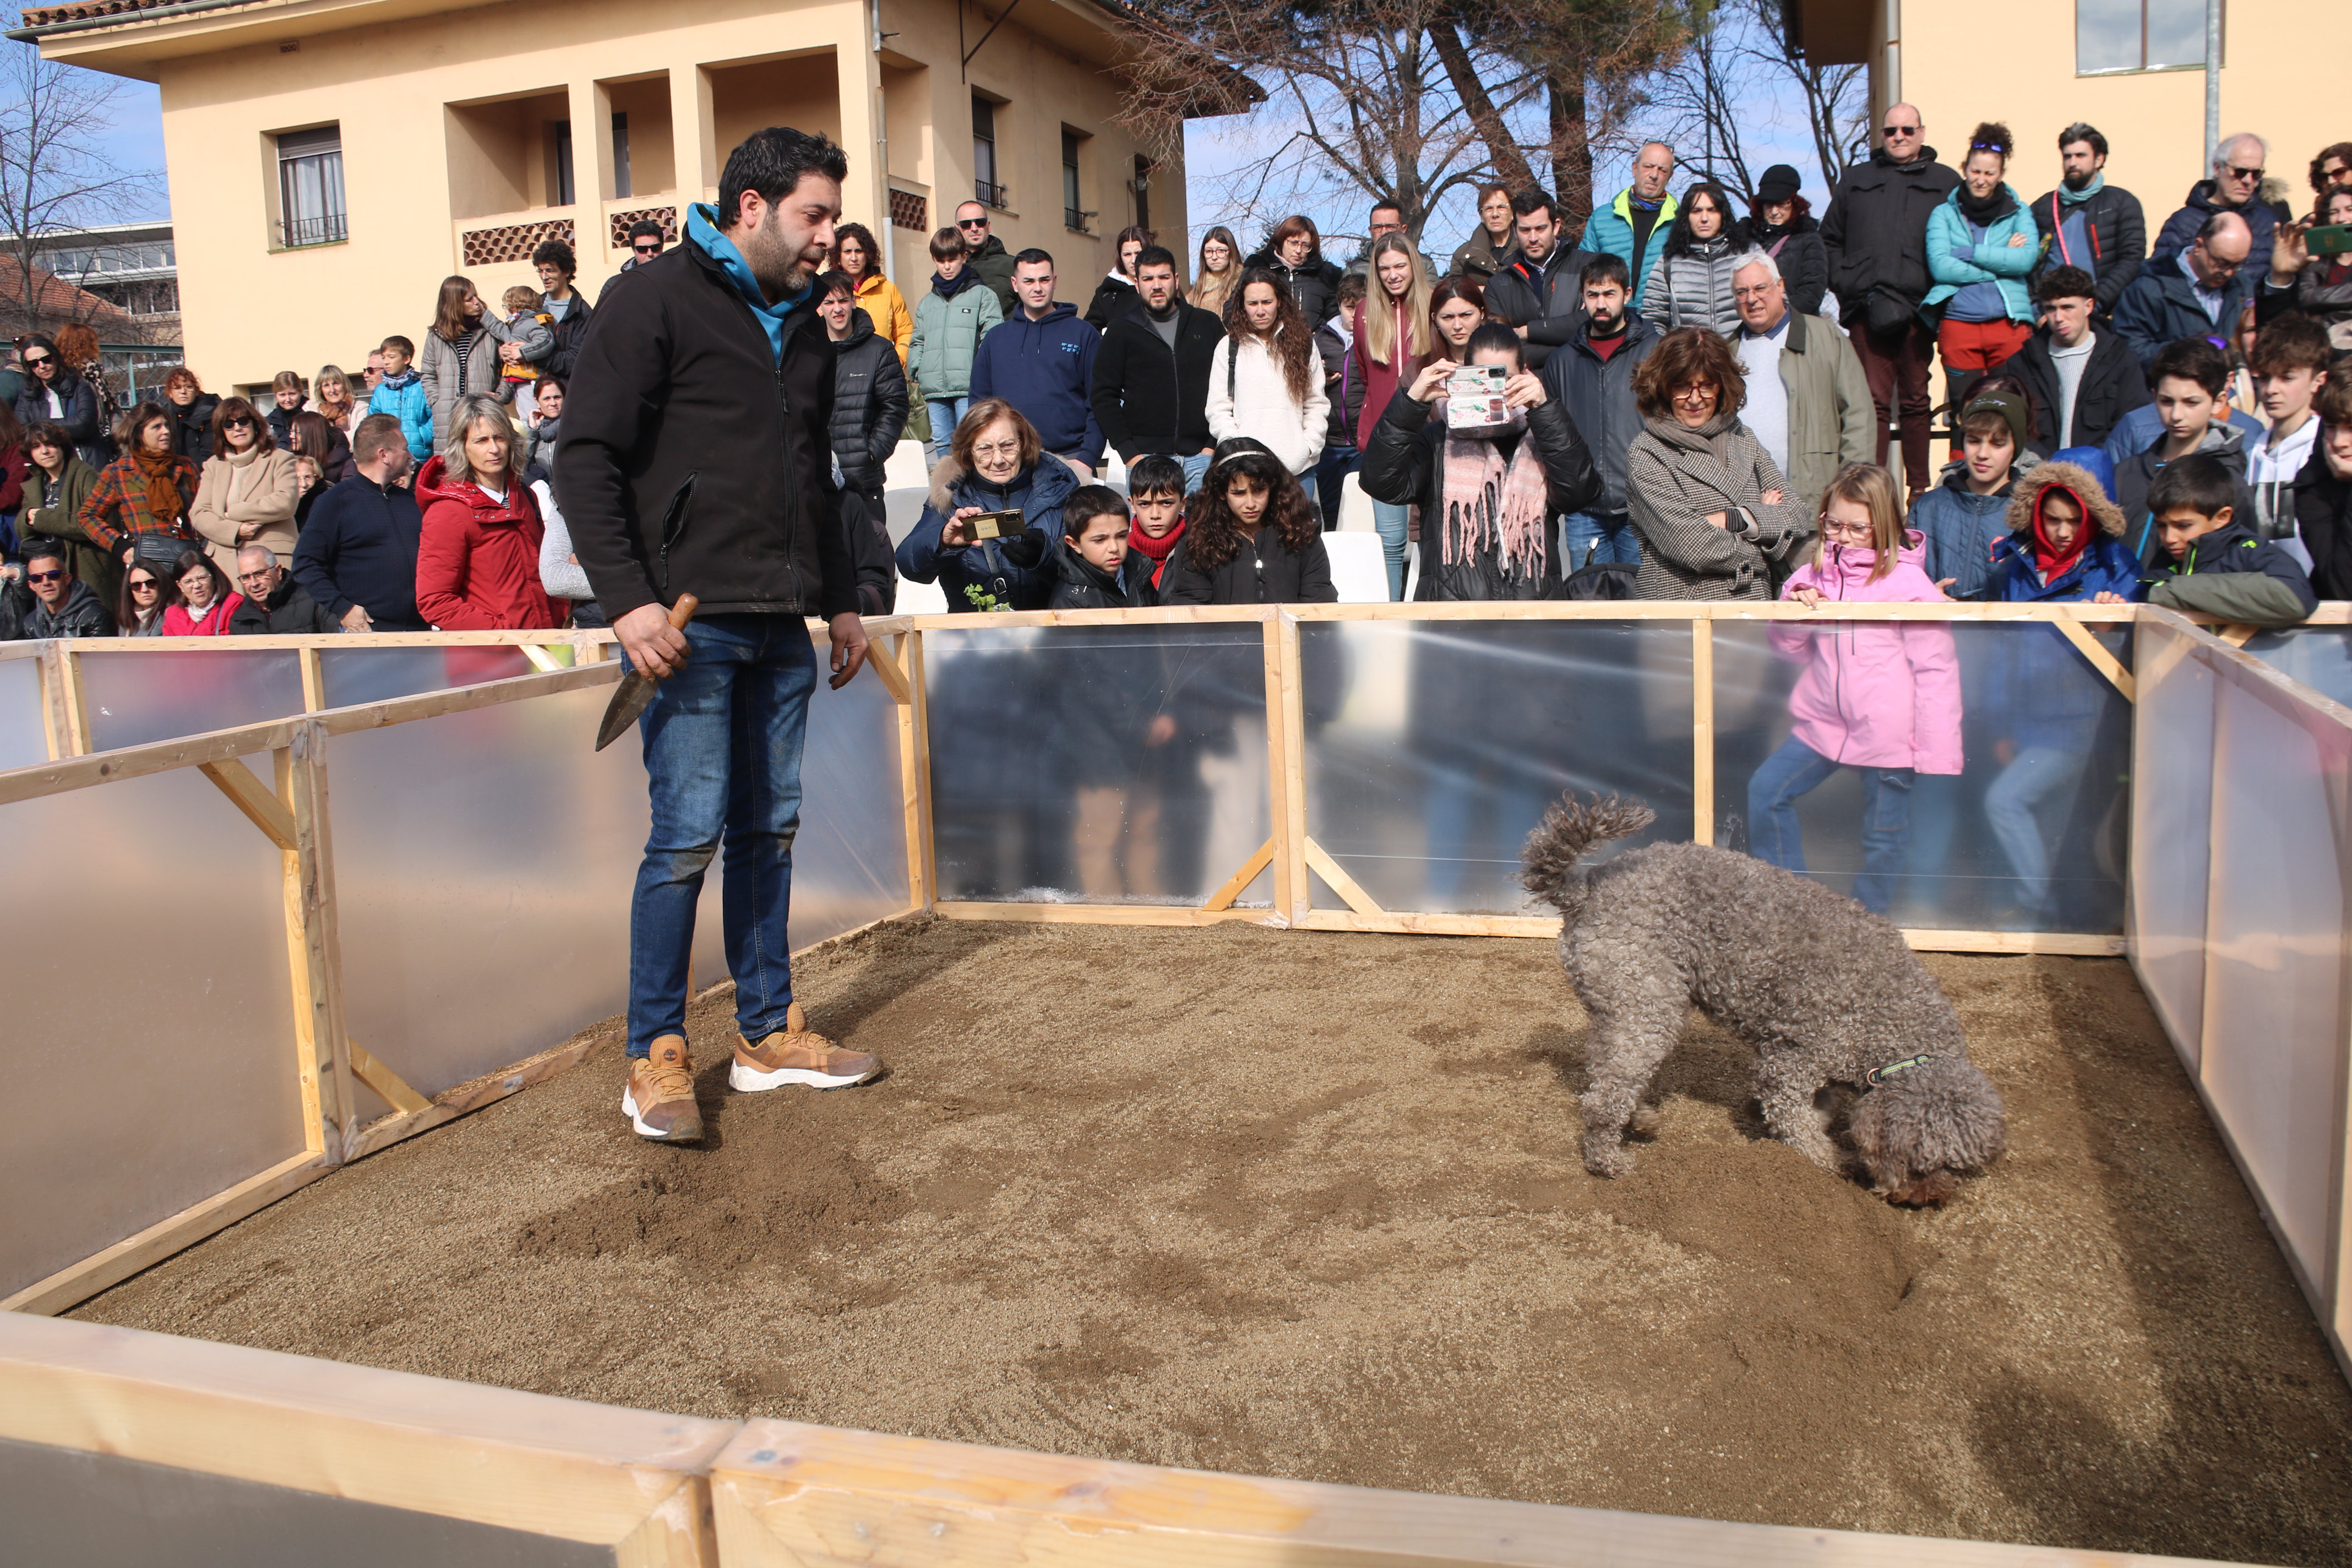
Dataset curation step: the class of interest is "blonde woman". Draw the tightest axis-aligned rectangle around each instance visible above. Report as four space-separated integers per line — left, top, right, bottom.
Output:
1186 226 1243 315
313 363 361 432
413 391 559 629
1350 232 1433 597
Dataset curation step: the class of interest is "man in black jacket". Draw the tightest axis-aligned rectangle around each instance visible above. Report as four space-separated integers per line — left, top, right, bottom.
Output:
1538 253 1658 567
291 415 427 631
2294 379 2352 601
229 546 337 633
1089 246 1223 491
15 544 112 638
1482 190 1595 372
2027 123 2146 320
532 239 595 381
558 125 879 1145
1820 104 1960 494
1993 266 2150 455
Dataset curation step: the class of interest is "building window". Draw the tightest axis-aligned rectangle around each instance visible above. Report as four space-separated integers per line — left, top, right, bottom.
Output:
613 112 632 200
275 125 346 247
973 96 1003 208
1062 129 1087 231
1132 155 1152 233
2077 0 2210 74
554 121 576 206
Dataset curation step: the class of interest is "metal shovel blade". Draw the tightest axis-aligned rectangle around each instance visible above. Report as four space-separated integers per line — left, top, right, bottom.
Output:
594 594 699 750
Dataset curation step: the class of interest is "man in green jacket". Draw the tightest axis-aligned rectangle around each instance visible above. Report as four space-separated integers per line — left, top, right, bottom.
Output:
1732 250 1873 516
952 202 1019 316
1577 142 1678 312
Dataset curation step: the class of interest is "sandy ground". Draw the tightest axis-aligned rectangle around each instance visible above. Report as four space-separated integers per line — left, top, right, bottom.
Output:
79 917 2352 1565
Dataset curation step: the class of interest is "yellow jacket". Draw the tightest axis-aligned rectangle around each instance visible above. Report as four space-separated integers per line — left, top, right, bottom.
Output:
856 273 915 367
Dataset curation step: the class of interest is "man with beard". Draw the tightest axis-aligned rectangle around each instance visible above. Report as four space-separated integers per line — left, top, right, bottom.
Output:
1538 253 1659 568
559 126 880 1144
1484 189 1597 373
2028 123 2147 322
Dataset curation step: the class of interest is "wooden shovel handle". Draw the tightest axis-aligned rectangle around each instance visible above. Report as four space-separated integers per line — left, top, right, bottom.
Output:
667 594 700 629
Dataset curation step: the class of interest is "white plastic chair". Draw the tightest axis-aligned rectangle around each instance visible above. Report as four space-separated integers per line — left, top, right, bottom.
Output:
893 575 950 616
1324 532 1391 604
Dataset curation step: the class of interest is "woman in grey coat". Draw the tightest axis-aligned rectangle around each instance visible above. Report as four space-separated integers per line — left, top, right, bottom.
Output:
1624 326 1812 600
1641 181 1746 339
418 275 508 439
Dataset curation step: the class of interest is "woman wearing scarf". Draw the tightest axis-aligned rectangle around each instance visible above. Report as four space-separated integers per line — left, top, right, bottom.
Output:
1926 122 2039 411
1360 322 1599 600
1735 165 1828 318
1983 462 2141 922
78 400 202 573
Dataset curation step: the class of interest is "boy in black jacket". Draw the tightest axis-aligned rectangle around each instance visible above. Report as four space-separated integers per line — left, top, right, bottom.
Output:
2142 453 2317 627
1049 485 1156 609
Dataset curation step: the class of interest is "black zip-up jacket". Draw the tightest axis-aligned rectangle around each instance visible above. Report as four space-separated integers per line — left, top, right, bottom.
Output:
1733 213 1828 318
167 393 219 462
827 307 910 494
19 577 113 638
1994 326 2150 456
228 576 338 634
1821 146 1962 314
542 289 595 380
1242 246 1342 326
2026 183 2147 313
1089 301 1224 462
2293 440 2352 601
1539 314 1660 513
557 235 857 623
1160 526 1337 605
1047 540 1157 609
2141 515 2318 623
1359 390 1601 602
1483 243 1598 371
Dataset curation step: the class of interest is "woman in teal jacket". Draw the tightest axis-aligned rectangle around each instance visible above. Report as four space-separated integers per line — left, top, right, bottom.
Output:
1925 122 2039 409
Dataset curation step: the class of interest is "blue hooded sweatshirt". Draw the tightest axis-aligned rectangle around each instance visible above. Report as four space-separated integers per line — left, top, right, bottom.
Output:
685 201 810 364
968 302 1104 466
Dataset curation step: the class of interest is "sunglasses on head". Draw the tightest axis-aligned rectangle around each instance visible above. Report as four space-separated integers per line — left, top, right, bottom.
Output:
26 569 62 582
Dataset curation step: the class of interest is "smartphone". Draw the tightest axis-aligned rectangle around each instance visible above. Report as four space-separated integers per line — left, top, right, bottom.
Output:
964 509 1025 540
1446 364 1511 428
2306 225 2352 256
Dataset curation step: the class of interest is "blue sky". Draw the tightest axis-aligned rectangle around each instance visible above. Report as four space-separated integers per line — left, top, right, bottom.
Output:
85 75 171 220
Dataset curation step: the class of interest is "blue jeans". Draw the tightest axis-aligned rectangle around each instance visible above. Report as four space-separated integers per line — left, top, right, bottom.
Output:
627 614 818 1056
1372 498 1410 600
1180 451 1213 495
1746 736 1915 915
1984 744 2089 917
1313 447 1359 530
1560 509 1641 571
927 396 970 463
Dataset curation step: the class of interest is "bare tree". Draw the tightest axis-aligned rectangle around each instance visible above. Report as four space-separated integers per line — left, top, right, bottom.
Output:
0 31 164 337
1631 0 1867 205
1745 0 1868 193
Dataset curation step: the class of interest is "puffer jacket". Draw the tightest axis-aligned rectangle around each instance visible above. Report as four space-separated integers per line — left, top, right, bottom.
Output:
1987 462 2142 602
1577 188 1678 310
1359 388 1600 601
2028 181 2147 314
412 455 559 630
1242 244 1342 328
1205 329 1329 475
14 368 106 471
1767 530 1963 773
1925 186 2039 324
420 325 504 435
190 443 301 576
165 393 220 461
1159 524 1337 606
1908 449 2042 600
1047 538 1158 609
854 272 915 366
2150 180 2288 278
1983 465 2142 750
1624 412 1812 600
907 270 1003 400
1538 314 1659 514
827 307 910 494
1641 233 1744 336
894 454 1077 612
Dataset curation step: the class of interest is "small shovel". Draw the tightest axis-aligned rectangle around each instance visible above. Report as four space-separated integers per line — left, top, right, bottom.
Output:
595 594 699 750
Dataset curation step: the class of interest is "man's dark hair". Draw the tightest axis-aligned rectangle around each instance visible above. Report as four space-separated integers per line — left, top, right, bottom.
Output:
2147 453 2239 521
1012 247 1055 271
2148 336 2231 396
1133 244 1178 273
2034 265 2097 304
1061 483 1131 537
352 412 406 461
1126 453 1184 498
531 238 576 277
814 269 857 302
2057 122 2107 159
719 127 849 227
1579 252 1630 292
627 219 666 244
23 542 66 573
2250 311 2333 377
1511 188 1559 223
1369 199 1402 222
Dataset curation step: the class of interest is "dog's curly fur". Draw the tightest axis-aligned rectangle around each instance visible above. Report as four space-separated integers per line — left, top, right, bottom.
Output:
1520 794 2007 1205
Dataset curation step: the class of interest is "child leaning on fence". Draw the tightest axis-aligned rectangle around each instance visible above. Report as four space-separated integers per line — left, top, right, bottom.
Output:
1748 461 1962 916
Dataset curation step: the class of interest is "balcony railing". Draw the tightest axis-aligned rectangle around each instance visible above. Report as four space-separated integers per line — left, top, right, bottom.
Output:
274 213 349 248
974 179 1006 209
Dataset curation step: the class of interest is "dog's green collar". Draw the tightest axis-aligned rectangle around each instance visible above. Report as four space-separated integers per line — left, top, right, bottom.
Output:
1865 1053 1937 1088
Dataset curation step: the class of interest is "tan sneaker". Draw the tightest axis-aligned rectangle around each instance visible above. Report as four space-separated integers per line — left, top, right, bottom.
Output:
622 1036 704 1141
730 1002 881 1091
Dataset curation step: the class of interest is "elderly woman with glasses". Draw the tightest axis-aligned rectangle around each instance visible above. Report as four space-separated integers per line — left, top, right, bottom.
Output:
190 394 301 577
13 334 106 470
894 398 1074 612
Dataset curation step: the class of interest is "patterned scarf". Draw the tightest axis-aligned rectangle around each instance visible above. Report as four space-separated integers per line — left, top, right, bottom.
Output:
1435 401 1548 576
133 445 183 530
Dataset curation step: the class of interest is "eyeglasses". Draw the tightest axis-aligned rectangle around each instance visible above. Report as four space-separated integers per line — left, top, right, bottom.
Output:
1670 381 1718 402
1821 520 1874 540
26 569 62 582
970 439 1022 459
1732 283 1777 300
238 568 274 582
1882 123 1920 137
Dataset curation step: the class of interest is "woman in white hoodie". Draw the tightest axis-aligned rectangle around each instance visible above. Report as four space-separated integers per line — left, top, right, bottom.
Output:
1206 269 1330 489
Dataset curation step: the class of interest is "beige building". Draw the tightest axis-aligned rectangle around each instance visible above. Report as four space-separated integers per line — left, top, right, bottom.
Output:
18 0 1194 394
1793 0 2350 219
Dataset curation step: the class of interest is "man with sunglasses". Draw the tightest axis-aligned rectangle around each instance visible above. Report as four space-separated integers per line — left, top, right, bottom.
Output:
2152 133 2290 281
597 220 669 306
952 200 1019 315
13 545 113 639
1821 105 1959 499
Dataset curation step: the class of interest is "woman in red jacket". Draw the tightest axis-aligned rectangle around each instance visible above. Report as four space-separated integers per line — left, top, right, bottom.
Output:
414 392 559 630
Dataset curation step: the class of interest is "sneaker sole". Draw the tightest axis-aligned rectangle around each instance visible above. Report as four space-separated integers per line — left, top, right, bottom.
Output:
729 1060 879 1092
620 1087 703 1141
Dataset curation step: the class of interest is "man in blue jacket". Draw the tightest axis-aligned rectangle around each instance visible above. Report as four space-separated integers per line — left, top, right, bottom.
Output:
970 249 1105 478
1576 141 1677 313
290 413 427 631
2113 211 2252 371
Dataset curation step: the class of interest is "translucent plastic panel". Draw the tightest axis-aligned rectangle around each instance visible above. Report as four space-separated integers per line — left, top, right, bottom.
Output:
794 651 914 941
0 653 46 771
1713 619 2131 932
2241 627 2352 711
318 645 536 709
0 768 303 1299
1302 618 1694 915
77 649 305 751
2199 672 2351 1286
925 623 1271 904
2130 619 2216 1067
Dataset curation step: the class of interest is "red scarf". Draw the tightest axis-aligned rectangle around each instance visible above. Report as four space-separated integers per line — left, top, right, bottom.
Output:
1127 518 1186 588
2030 486 2092 581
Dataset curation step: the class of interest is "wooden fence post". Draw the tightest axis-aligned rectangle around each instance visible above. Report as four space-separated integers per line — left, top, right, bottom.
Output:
278 720 357 1161
1263 610 1309 926
899 630 935 911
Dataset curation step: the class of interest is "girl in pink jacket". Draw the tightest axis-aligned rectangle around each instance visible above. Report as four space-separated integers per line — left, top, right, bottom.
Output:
1748 462 1962 914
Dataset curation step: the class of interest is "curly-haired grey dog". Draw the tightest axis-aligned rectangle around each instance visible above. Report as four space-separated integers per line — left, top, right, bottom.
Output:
1520 793 2007 1206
